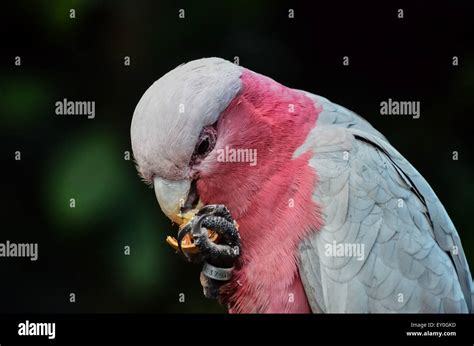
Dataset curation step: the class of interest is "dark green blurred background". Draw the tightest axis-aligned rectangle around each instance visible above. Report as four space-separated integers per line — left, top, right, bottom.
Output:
0 1 473 313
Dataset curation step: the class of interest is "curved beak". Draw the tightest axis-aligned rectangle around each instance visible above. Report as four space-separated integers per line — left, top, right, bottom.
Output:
153 177 200 225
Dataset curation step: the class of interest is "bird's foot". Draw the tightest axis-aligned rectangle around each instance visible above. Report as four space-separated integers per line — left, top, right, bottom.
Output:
177 204 240 266
177 204 241 299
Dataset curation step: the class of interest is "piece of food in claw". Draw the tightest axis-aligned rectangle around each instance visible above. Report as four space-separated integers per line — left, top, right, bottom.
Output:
166 209 219 254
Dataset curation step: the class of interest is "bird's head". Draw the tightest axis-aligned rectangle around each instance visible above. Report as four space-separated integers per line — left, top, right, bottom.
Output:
131 57 317 225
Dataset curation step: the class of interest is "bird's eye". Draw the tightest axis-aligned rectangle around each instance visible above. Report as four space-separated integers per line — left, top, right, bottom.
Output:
196 137 210 156
193 126 217 159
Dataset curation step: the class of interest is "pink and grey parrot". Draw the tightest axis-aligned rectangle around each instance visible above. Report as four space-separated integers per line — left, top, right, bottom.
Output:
130 57 473 313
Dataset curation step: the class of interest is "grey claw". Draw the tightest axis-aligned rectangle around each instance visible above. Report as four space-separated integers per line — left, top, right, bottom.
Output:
177 222 192 254
176 204 241 268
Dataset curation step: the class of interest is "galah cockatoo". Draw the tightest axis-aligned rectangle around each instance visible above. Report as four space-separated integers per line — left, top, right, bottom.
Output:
130 57 473 313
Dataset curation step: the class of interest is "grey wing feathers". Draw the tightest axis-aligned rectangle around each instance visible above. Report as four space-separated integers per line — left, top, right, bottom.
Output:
296 93 473 313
